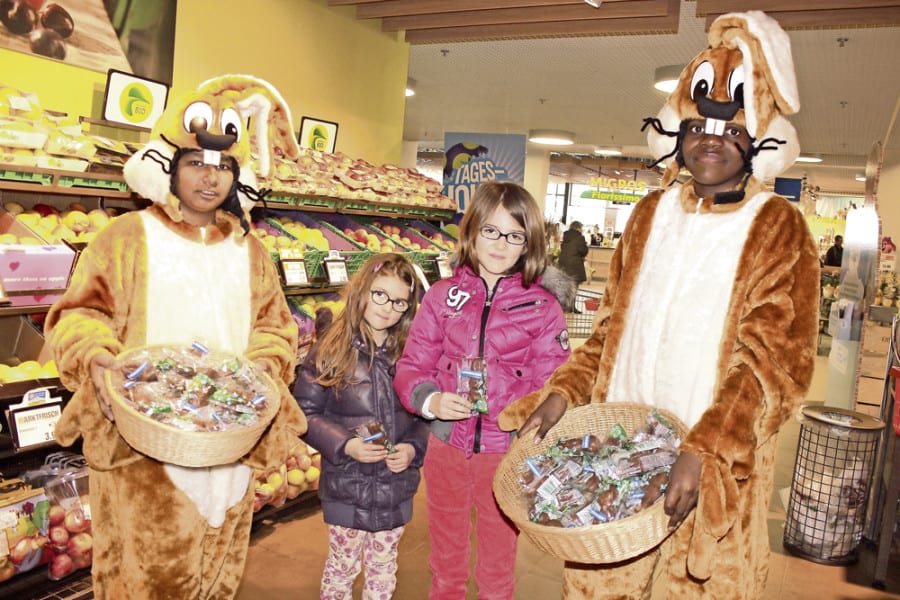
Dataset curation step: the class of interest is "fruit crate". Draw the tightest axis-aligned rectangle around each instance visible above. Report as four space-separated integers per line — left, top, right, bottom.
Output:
350 217 442 273
262 211 370 279
408 219 457 252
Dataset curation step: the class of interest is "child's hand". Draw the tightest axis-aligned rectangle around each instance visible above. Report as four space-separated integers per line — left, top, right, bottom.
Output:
385 443 415 473
89 350 117 422
664 450 701 530
344 436 389 463
518 393 567 443
430 392 473 421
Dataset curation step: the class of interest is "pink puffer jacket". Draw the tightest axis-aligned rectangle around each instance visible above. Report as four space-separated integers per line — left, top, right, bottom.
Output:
394 264 571 456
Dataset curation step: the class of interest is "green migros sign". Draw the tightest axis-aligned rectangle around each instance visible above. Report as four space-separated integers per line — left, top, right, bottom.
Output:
580 189 643 203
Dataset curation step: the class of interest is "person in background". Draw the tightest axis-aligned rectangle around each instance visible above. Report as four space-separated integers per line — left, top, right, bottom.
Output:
294 253 428 599
557 220 589 311
499 11 819 599
44 75 307 599
394 181 572 599
824 234 843 267
590 224 604 246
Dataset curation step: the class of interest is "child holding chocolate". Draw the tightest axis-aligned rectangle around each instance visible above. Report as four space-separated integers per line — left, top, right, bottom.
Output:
294 253 429 599
393 181 572 599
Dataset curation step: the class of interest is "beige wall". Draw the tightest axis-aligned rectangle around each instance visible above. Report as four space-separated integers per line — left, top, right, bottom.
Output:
1 0 409 165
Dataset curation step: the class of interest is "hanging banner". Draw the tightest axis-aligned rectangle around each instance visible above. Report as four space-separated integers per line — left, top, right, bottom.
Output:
442 133 526 211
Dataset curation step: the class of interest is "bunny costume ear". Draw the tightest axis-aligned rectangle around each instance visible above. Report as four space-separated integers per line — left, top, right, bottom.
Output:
124 74 300 214
646 11 800 185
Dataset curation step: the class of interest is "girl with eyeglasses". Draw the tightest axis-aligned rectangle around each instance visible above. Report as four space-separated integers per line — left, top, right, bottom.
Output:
293 253 429 599
394 181 572 599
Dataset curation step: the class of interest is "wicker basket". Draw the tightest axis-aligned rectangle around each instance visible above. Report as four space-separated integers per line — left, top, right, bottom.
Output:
493 402 688 564
105 345 281 468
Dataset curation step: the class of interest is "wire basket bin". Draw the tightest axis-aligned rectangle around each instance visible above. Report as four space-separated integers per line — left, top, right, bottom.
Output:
566 288 603 338
783 405 885 564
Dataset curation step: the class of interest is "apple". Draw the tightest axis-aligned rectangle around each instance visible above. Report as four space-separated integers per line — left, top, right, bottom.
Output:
266 471 284 489
49 552 75 579
48 504 66 527
286 468 305 486
3 201 25 216
33 203 59 217
67 532 93 558
49 525 69 547
295 453 312 471
305 466 321 484
67 202 87 213
353 229 369 244
64 507 89 533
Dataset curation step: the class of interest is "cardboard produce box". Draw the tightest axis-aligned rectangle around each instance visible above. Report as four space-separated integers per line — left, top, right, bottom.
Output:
0 209 75 307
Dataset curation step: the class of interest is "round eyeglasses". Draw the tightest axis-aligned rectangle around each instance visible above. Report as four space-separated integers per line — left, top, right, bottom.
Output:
479 225 527 246
370 289 410 312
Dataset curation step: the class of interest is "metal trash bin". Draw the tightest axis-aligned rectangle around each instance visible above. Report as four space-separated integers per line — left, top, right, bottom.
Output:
783 405 885 564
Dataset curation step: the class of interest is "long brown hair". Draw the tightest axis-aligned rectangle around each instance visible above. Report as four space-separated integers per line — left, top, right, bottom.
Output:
313 253 420 387
457 181 548 287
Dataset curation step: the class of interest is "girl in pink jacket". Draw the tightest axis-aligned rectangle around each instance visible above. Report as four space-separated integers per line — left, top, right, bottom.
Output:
394 181 571 599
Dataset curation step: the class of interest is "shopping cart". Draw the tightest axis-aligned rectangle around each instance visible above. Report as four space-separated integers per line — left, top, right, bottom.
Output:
566 289 603 338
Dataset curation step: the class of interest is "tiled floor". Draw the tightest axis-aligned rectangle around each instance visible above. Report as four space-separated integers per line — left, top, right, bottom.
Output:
237 353 900 599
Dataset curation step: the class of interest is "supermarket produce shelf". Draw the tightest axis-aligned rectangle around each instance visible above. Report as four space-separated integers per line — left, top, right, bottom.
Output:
0 166 131 199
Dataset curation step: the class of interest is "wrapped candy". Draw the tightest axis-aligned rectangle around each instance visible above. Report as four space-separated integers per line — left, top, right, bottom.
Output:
518 411 681 527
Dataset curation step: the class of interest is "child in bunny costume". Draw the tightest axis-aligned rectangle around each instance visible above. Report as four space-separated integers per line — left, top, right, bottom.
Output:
498 12 820 599
45 75 307 599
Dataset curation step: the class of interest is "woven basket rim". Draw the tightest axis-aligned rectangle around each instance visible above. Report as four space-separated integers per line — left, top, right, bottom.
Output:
493 402 687 564
105 345 280 467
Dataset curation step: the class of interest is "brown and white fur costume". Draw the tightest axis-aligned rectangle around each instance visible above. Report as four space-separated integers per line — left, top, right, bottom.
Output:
45 75 307 599
499 12 819 599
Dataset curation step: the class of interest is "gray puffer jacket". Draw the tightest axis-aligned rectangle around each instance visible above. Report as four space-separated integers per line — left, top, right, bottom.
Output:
294 335 429 531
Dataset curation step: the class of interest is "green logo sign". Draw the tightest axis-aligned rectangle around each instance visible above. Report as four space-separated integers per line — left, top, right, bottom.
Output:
119 83 152 123
580 189 643 203
309 125 329 151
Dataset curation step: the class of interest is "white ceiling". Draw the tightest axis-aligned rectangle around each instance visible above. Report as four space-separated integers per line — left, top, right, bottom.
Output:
402 1 900 196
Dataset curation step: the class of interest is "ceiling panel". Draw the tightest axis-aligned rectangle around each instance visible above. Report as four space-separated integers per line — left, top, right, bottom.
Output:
332 0 900 196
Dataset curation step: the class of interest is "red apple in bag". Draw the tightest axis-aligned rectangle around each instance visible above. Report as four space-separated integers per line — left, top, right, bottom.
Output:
64 507 89 533
49 552 75 579
49 525 69 547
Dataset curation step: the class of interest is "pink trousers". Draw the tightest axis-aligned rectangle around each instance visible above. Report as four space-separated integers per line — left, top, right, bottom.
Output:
321 524 405 600
423 434 518 600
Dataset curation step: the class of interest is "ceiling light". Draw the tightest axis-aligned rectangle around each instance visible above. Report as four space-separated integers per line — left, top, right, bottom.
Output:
795 155 823 163
528 129 575 146
653 65 684 93
855 173 866 182
594 147 622 157
584 0 601 7
405 78 416 97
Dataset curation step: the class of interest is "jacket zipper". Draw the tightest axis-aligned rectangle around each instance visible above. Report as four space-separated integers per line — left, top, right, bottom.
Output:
473 277 501 454
502 299 544 312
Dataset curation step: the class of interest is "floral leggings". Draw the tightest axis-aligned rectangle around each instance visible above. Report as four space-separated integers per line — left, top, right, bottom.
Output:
321 524 405 600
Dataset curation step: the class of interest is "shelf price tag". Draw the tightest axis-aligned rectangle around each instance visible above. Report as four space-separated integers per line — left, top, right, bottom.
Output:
435 252 453 279
324 251 348 285
278 248 309 287
6 387 62 450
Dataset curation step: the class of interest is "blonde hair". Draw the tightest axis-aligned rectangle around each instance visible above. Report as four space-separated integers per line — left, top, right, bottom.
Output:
313 253 420 387
457 181 548 286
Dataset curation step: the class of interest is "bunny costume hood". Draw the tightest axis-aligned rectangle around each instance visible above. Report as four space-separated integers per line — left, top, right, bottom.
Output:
644 10 801 191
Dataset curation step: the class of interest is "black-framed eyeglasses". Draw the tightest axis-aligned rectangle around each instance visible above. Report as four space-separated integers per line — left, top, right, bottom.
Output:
370 289 410 312
479 225 527 246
